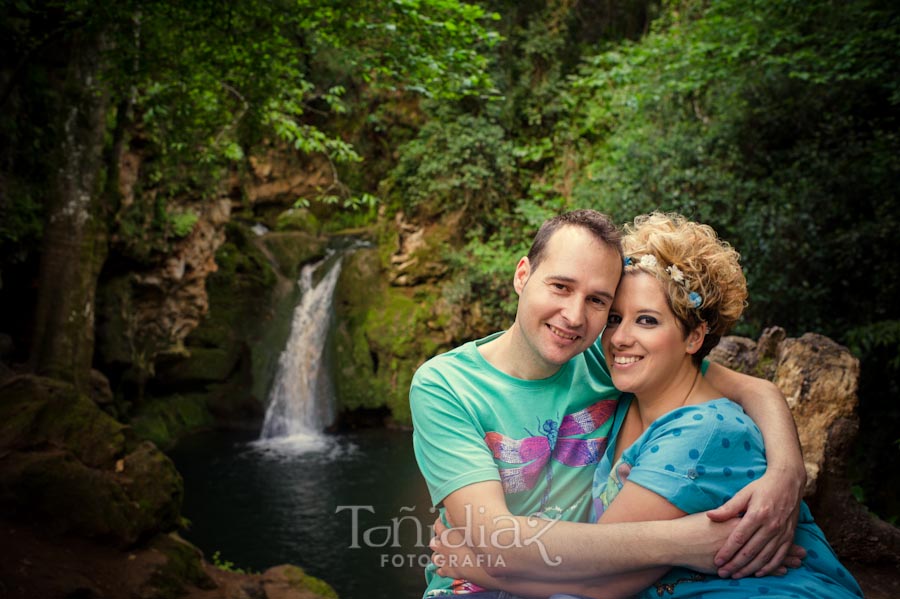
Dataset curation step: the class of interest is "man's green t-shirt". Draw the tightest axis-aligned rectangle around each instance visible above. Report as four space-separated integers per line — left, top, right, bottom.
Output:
410 332 619 596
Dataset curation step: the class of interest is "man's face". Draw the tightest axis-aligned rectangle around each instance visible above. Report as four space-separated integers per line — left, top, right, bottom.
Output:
511 225 622 379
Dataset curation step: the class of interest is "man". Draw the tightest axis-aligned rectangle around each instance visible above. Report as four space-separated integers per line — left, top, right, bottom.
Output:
411 210 805 597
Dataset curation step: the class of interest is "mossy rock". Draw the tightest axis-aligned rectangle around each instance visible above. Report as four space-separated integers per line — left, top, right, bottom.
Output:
154 347 240 386
333 322 384 411
277 564 339 598
367 286 444 424
120 441 185 533
215 222 278 288
0 444 182 546
259 231 328 281
0 376 184 544
142 533 216 598
0 377 53 449
0 451 133 536
0 375 126 468
333 250 445 426
274 207 320 234
130 393 215 449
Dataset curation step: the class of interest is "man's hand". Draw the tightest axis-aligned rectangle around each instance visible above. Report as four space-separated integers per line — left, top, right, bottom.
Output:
706 472 805 578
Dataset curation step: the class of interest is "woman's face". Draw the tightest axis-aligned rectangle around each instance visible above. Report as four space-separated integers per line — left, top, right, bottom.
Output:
601 272 696 396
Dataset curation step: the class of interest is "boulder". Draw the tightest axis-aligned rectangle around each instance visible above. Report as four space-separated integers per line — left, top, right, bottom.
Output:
0 375 183 546
709 327 900 565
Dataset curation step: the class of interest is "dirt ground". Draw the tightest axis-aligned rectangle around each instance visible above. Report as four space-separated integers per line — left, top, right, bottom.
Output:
0 519 897 598
0 520 329 599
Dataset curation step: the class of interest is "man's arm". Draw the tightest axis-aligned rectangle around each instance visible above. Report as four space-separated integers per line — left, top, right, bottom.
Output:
434 480 686 598
437 480 739 581
704 362 806 578
432 521 660 599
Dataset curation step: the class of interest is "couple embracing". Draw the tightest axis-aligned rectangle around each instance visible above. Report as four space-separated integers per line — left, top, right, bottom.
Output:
410 210 862 598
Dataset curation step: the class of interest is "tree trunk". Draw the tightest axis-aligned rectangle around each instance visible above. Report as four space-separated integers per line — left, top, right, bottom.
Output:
29 29 110 390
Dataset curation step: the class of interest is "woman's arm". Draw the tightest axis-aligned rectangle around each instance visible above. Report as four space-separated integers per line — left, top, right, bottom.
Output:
704 363 806 578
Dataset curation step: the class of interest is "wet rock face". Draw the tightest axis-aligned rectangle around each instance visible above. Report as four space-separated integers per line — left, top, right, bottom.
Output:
0 375 183 546
129 199 230 347
388 210 451 286
244 147 333 208
96 197 232 385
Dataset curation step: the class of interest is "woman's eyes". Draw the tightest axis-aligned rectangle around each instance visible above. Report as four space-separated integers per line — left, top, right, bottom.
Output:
607 314 658 326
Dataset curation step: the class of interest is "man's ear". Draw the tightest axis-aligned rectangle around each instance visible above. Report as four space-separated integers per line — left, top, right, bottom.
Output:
686 324 706 355
513 257 531 295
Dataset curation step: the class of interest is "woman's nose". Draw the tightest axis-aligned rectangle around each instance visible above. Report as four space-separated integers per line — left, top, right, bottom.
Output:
610 321 632 346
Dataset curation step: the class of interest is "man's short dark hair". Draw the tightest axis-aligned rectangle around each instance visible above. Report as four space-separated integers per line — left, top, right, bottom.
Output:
527 209 623 270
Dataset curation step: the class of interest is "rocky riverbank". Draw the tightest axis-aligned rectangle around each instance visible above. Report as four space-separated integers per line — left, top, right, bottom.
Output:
0 373 337 599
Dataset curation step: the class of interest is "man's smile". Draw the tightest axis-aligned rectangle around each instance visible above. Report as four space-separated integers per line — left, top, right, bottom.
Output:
547 324 580 341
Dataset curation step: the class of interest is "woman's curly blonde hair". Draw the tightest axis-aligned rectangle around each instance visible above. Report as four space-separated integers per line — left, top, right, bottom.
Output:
622 212 748 364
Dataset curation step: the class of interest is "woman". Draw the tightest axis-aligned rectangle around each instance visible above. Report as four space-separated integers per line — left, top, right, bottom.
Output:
433 213 861 598
581 212 861 598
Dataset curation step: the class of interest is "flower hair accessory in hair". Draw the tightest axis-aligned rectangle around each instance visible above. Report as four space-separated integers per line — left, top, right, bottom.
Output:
628 253 704 310
666 265 685 283
639 254 658 268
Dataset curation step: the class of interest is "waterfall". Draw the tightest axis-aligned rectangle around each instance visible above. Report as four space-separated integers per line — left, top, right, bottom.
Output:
258 251 344 444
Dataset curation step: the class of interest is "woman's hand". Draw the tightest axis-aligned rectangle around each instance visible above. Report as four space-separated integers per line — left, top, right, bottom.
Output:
430 517 496 583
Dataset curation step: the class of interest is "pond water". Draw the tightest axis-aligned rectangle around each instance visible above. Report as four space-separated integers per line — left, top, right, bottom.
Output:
167 428 435 599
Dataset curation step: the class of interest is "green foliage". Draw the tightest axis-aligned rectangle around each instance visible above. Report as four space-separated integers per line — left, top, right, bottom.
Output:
169 212 198 239
555 0 900 342
2 0 502 249
294 191 380 216
847 320 900 368
388 108 518 216
213 223 278 291
303 0 500 99
124 0 500 198
130 394 215 450
0 183 44 268
443 197 564 331
485 0 657 137
210 550 251 574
